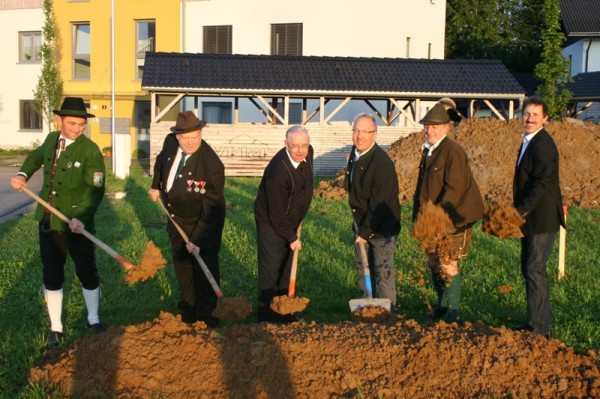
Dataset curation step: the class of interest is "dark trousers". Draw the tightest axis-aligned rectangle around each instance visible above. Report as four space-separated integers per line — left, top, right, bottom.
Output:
256 226 293 309
520 231 556 335
170 233 220 319
354 235 398 307
39 221 99 290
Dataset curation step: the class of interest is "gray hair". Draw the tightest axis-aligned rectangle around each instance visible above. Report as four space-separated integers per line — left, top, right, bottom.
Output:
285 125 309 140
352 113 377 130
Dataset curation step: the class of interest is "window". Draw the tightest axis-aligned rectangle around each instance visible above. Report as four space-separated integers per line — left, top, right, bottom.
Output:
203 25 232 54
202 102 232 124
276 102 302 125
271 23 302 56
136 20 155 79
20 100 43 130
19 31 42 62
73 23 90 79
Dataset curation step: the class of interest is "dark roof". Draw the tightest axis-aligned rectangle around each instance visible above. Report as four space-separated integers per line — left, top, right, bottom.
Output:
565 71 600 100
142 52 524 99
559 0 600 36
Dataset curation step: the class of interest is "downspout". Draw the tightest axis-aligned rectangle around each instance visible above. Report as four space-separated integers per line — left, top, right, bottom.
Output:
584 37 591 72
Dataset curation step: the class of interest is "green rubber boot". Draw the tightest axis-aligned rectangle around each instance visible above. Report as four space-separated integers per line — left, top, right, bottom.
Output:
443 273 462 323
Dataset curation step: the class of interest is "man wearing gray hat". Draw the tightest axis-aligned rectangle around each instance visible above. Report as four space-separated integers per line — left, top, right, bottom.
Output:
413 99 484 323
149 111 225 327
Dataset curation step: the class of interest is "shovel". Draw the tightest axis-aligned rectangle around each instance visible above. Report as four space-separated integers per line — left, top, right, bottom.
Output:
349 241 391 313
21 185 137 271
158 200 251 320
288 223 302 298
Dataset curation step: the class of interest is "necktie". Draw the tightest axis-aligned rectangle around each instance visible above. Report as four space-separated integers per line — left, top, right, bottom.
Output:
48 138 65 207
175 151 186 176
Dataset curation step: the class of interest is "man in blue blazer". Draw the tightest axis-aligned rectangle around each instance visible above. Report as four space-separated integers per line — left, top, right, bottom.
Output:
512 97 565 337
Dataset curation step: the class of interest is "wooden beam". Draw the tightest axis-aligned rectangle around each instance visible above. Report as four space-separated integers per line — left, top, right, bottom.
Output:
484 99 506 121
155 93 184 122
324 97 351 124
389 98 419 127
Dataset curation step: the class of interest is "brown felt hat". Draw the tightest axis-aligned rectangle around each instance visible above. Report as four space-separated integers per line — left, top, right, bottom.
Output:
419 103 451 126
171 111 207 133
53 97 95 118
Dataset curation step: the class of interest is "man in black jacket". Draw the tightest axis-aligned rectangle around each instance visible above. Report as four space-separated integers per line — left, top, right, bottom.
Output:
512 97 565 337
149 111 225 327
344 113 401 313
254 126 313 322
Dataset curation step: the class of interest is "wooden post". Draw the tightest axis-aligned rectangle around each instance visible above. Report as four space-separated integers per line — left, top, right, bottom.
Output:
558 205 567 280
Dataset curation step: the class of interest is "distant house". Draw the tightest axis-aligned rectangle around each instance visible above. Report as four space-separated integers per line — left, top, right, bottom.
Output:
560 0 600 120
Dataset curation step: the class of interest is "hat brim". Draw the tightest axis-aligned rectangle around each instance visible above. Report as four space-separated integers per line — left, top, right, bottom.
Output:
53 110 96 118
170 120 207 133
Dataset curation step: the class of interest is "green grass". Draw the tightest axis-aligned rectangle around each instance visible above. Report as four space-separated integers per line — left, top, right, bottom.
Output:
1 160 599 397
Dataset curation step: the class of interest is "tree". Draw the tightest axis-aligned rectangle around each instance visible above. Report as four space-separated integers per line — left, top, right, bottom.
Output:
534 0 572 120
33 0 63 132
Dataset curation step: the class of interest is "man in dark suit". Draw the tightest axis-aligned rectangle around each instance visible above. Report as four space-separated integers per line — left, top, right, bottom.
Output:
11 97 106 346
412 100 484 323
254 126 313 323
344 113 401 314
149 111 225 327
512 97 565 337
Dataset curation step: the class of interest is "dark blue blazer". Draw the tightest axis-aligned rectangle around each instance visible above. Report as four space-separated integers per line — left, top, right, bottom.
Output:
513 128 565 236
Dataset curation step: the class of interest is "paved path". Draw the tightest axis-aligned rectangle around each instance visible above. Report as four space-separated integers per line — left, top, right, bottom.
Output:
0 165 43 224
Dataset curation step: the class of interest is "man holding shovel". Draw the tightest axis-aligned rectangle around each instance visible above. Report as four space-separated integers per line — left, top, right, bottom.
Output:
148 111 225 327
254 126 313 323
344 113 401 315
10 97 106 346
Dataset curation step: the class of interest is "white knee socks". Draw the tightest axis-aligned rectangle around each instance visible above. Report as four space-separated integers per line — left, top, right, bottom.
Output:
82 287 101 325
44 288 64 333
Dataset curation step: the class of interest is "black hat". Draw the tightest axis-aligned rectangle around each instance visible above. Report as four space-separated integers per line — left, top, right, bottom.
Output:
53 97 95 118
171 111 207 133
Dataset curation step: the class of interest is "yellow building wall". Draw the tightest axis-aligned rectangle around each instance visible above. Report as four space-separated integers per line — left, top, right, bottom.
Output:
53 0 180 155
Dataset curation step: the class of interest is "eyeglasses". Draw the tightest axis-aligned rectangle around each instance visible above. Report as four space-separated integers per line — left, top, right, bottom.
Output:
288 144 310 151
352 129 376 135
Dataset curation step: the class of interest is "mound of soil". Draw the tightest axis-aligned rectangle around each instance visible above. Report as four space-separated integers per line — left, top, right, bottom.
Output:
315 118 600 209
30 312 599 398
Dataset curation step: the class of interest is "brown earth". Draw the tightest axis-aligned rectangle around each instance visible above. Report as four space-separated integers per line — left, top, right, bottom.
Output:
28 119 600 398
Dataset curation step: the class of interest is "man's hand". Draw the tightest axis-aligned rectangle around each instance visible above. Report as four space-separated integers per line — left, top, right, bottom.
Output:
69 218 85 233
186 241 200 254
148 188 160 202
355 235 367 245
10 175 26 191
290 239 302 251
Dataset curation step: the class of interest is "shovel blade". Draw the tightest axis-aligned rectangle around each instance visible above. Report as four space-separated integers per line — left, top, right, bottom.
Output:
349 298 391 313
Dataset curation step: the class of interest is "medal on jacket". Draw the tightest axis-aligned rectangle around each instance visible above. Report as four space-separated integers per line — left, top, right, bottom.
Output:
194 181 200 193
186 179 194 192
199 180 206 194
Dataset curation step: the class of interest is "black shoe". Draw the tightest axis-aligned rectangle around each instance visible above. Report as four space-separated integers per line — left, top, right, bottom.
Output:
87 322 107 333
511 324 533 331
443 310 461 324
48 331 63 347
426 306 447 321
257 307 300 323
197 316 220 328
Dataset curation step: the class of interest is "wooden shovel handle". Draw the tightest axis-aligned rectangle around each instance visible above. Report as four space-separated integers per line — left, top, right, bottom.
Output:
158 200 223 298
20 185 136 270
288 223 302 298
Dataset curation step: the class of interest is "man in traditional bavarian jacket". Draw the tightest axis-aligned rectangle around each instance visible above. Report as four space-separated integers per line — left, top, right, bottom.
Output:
11 97 106 346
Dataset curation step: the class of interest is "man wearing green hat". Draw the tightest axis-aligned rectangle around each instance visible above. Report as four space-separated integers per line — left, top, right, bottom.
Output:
10 97 106 346
412 99 484 323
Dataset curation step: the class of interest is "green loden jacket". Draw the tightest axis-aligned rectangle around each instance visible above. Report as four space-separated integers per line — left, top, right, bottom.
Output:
19 131 105 232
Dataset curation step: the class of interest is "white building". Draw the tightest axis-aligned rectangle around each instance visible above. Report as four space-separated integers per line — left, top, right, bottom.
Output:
0 0 45 149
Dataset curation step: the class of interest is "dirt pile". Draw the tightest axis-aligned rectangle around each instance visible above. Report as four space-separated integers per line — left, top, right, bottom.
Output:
30 312 599 398
315 118 600 209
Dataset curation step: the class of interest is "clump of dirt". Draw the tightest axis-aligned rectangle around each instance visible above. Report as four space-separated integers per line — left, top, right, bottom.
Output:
497 285 514 294
315 118 600 209
124 240 166 283
211 297 253 320
270 295 310 315
351 305 392 323
29 312 599 398
412 200 455 257
482 201 525 239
